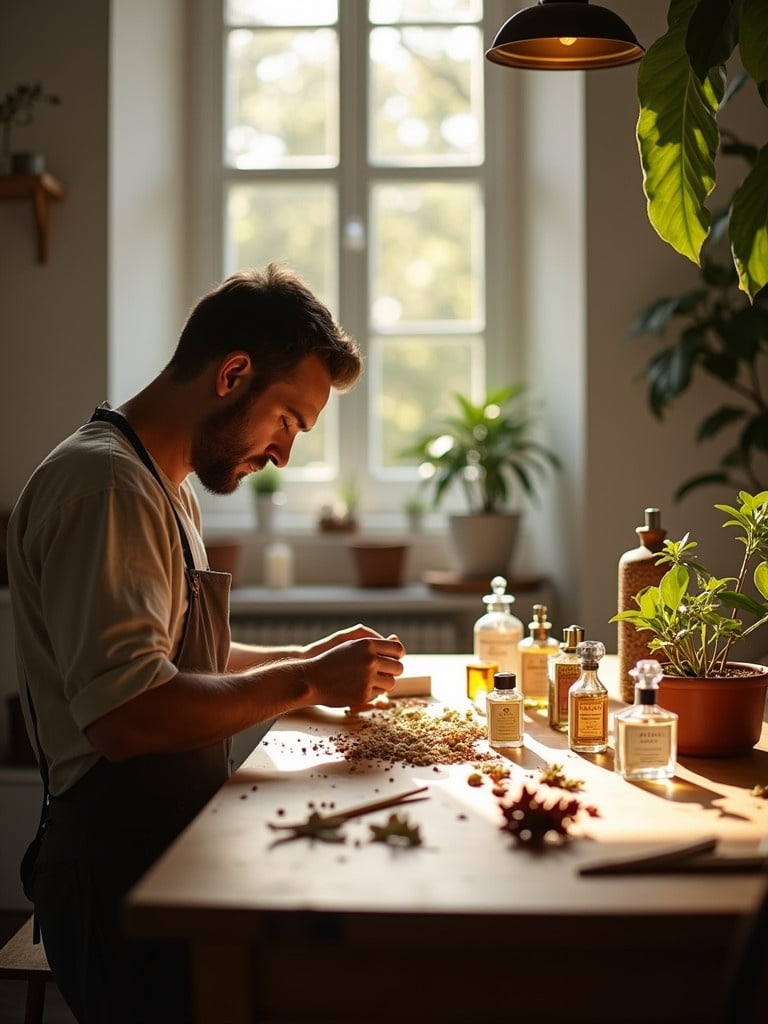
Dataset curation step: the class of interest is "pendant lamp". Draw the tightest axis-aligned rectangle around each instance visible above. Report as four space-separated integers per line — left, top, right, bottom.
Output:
486 0 644 71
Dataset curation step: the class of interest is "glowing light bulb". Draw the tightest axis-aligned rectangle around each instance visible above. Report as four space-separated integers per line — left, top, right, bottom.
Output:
559 37 577 46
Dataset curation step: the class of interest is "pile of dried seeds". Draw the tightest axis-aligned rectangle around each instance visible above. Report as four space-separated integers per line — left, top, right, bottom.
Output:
329 700 491 767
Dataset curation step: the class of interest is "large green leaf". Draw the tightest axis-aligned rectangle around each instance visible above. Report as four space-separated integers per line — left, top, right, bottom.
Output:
637 9 725 265
686 0 743 79
739 0 768 106
731 144 768 299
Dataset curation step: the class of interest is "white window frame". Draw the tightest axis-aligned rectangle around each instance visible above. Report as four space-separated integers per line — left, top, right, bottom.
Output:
186 0 520 524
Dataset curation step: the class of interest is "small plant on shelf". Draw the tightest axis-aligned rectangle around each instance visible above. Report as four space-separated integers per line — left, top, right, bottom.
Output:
0 82 61 168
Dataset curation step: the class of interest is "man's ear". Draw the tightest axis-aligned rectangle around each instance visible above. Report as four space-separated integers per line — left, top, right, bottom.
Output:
216 351 252 397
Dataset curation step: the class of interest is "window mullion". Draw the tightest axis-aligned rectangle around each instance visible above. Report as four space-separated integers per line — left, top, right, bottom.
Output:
337 0 370 494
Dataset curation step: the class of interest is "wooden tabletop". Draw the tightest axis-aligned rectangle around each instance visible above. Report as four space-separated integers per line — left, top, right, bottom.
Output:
125 654 768 1023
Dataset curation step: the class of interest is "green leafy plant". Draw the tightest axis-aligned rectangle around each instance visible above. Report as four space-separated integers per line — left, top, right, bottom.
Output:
611 490 768 677
248 462 281 495
0 81 61 158
627 120 768 501
636 0 768 300
398 385 561 514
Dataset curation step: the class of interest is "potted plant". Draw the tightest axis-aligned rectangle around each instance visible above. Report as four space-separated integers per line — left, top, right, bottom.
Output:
248 462 282 532
0 81 61 175
627 116 768 502
399 385 561 578
318 476 359 533
402 493 426 533
611 489 768 756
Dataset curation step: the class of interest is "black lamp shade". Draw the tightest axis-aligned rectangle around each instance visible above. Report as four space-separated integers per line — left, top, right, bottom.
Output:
486 0 645 70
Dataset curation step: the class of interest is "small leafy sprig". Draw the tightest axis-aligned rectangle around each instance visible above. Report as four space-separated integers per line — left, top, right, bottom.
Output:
611 490 768 677
539 763 584 792
369 813 422 847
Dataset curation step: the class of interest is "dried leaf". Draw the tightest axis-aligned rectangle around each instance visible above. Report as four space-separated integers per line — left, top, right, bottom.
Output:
268 811 346 846
369 813 423 847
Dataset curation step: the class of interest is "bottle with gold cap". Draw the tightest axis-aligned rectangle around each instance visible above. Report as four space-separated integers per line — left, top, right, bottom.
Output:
518 604 559 710
617 507 668 703
547 624 584 732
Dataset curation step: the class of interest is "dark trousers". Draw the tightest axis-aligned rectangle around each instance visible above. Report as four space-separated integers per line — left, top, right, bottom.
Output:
28 801 195 1024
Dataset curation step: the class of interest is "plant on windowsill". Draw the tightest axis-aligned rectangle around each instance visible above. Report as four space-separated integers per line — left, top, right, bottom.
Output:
610 489 768 756
0 81 61 175
318 477 359 533
248 463 283 533
398 385 561 579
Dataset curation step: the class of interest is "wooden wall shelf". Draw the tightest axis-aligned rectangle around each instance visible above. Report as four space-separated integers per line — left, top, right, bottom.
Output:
0 172 66 264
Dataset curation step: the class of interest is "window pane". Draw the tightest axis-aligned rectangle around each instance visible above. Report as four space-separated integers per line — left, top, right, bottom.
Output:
227 1 337 27
226 28 338 167
369 0 482 23
373 336 483 469
226 183 337 299
369 25 483 165
370 181 484 325
225 183 338 471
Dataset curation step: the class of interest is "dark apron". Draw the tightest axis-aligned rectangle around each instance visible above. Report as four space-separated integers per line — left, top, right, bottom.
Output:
21 407 233 1024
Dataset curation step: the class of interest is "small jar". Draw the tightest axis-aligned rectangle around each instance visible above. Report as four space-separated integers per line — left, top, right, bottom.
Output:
486 672 524 749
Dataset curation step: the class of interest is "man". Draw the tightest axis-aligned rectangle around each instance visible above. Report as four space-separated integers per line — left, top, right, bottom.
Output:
7 263 405 1024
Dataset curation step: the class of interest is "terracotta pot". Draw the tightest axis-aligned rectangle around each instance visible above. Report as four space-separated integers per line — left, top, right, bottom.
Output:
349 542 409 588
657 662 768 757
204 541 244 584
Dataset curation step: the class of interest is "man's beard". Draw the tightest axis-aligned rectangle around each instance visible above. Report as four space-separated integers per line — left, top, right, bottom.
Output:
192 398 265 495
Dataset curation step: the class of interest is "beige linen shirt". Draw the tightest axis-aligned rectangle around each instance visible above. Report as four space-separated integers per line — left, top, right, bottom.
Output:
8 418 209 795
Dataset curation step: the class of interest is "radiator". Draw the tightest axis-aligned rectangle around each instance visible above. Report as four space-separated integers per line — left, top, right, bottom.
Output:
230 615 458 654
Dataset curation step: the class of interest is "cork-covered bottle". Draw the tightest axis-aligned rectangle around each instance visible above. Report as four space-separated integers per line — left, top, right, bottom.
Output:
617 508 668 703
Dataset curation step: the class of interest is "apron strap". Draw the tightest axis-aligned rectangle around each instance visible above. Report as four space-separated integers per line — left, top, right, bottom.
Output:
89 407 197 578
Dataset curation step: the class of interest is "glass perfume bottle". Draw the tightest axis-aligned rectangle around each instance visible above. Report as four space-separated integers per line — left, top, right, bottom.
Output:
547 624 584 732
486 672 524 749
518 603 559 710
568 640 608 753
473 576 524 679
614 659 678 780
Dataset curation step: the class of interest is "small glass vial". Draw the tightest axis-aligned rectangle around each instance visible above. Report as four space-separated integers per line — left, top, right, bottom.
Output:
547 624 584 732
486 672 524 749
614 659 678 780
473 575 524 677
466 660 498 710
518 604 559 709
568 640 609 753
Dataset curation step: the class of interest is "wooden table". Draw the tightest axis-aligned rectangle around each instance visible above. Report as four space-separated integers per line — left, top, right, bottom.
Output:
125 655 768 1023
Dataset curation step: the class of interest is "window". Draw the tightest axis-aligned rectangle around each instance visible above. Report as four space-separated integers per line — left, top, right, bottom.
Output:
192 0 517 517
